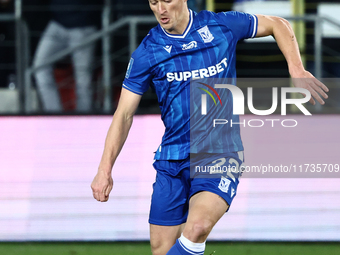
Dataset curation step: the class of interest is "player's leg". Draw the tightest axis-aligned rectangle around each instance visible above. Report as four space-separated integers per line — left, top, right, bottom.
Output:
150 223 185 255
149 160 190 255
166 191 228 255
166 152 243 255
183 191 228 242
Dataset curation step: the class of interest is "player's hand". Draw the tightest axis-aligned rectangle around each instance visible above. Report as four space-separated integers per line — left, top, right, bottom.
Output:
291 70 329 105
91 170 113 202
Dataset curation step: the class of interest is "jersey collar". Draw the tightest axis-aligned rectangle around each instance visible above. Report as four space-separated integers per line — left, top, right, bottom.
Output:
161 9 193 39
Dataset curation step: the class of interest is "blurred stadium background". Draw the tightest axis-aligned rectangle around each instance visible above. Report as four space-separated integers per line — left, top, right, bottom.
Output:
0 0 339 254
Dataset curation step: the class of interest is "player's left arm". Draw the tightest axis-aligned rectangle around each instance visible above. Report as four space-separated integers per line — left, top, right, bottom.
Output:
255 14 329 105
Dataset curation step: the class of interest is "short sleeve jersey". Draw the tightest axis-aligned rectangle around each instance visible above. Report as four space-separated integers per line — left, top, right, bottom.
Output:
123 10 258 160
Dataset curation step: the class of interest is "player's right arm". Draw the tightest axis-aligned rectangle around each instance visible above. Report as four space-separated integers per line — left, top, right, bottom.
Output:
91 88 142 202
255 14 328 105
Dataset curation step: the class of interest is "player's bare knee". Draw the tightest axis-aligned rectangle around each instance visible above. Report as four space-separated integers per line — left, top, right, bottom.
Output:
150 239 171 255
151 246 164 255
150 238 161 251
183 219 212 242
151 245 170 255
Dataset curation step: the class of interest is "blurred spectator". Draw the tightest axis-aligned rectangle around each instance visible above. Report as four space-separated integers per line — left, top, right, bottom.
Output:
33 0 102 113
0 0 14 89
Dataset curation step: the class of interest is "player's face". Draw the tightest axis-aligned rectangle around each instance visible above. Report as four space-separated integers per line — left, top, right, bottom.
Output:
149 0 189 35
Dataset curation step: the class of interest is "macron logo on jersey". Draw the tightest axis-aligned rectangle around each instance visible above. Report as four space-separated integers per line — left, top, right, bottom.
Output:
166 58 228 82
163 45 172 53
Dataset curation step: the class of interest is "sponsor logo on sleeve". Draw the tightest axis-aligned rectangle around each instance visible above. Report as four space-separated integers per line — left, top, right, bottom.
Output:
125 58 134 79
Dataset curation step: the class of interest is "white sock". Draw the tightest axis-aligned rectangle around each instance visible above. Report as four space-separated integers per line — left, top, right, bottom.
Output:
178 233 206 253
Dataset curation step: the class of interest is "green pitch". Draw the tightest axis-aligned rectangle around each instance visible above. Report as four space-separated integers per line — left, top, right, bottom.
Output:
0 242 339 255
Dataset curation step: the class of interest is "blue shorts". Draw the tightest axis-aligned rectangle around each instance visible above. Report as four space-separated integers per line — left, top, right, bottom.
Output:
148 152 244 226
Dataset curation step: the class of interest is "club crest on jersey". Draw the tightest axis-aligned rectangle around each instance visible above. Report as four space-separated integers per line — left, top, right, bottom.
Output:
182 41 197 50
218 176 231 193
197 25 214 43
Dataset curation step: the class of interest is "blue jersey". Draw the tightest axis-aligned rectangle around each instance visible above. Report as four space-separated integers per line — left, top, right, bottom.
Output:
123 10 258 160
